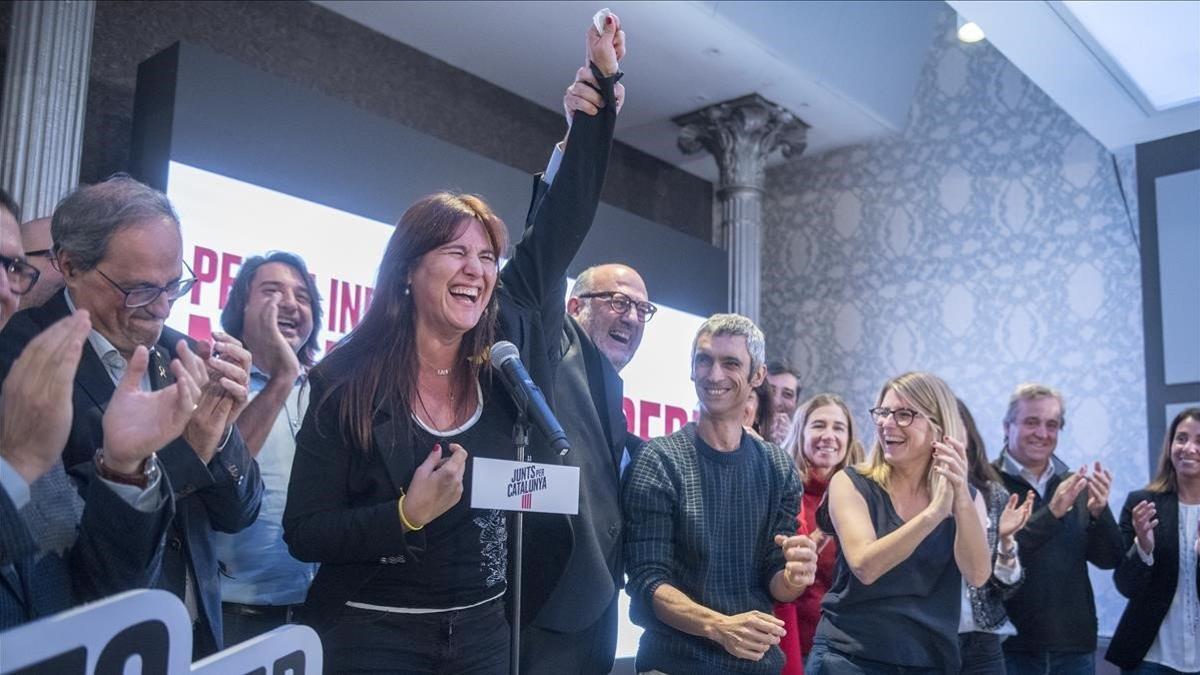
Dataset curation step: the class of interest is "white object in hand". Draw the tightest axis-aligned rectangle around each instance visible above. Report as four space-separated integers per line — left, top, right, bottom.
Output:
593 8 612 34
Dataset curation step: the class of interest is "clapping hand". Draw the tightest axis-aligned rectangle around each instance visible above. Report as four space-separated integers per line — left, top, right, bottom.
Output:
998 490 1036 540
250 296 300 381
930 435 970 517
178 334 250 463
101 344 202 473
1085 461 1112 518
768 412 791 446
0 312 91 484
1131 499 1158 556
1048 470 1089 518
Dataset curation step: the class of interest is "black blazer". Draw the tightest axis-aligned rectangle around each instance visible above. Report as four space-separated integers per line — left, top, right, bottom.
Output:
521 315 630 632
1106 489 1200 669
0 292 263 653
282 67 619 632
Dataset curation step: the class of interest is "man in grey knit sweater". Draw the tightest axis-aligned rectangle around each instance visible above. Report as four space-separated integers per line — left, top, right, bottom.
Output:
622 313 818 675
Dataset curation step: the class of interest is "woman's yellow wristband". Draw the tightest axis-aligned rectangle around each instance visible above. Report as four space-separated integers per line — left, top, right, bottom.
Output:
398 494 424 531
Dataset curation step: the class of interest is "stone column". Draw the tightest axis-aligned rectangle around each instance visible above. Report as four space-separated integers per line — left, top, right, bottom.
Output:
1 0 95 220
675 94 808 322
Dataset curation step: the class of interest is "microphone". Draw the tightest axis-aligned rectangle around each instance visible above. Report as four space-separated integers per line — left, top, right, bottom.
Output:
490 340 570 456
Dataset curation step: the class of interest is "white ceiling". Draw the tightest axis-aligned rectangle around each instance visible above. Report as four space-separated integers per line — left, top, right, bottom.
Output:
317 0 1200 179
949 0 1200 150
1061 0 1200 111
314 0 943 181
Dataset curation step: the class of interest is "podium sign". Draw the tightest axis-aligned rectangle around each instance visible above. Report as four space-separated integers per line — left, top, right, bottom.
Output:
0 589 322 674
471 457 580 514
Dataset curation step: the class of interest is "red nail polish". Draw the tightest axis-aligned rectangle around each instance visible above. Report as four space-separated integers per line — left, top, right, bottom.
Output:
605 16 613 25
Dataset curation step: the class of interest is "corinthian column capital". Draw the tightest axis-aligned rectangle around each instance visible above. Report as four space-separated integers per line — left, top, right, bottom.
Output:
675 93 808 195
674 94 808 322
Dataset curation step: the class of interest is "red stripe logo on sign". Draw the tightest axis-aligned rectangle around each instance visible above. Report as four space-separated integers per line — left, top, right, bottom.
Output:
521 492 532 509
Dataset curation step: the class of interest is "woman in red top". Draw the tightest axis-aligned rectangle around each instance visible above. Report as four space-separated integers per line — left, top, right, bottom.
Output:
774 393 865 674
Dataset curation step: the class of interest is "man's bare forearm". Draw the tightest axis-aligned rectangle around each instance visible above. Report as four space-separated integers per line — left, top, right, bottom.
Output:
235 376 293 456
652 582 725 641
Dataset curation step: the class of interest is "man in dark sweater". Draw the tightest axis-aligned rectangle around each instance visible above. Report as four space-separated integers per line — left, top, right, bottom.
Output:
992 383 1122 675
623 313 817 675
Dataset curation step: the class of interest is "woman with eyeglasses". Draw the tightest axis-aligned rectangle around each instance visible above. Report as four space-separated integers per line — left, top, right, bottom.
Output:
1106 407 1200 675
805 372 990 675
773 393 864 675
282 18 625 673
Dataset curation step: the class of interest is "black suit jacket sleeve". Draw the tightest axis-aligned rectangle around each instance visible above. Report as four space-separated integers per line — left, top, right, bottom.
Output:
282 372 423 564
69 463 174 601
1086 502 1124 570
497 65 618 427
1113 491 1154 599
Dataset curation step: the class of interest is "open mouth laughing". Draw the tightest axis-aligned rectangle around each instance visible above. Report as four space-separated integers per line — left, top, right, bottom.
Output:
449 285 481 305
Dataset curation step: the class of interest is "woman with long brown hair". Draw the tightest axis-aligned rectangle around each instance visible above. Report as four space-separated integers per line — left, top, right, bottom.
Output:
283 18 625 673
1107 407 1200 674
955 399 1033 675
773 393 864 674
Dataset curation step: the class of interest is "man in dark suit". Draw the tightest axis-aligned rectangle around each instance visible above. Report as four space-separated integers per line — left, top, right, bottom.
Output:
0 310 198 630
522 262 652 674
0 176 263 657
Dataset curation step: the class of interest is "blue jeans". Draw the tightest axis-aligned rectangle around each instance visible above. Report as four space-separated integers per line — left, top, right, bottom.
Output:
805 638 941 675
1122 663 1194 674
959 632 1005 675
323 598 509 674
1002 649 1094 675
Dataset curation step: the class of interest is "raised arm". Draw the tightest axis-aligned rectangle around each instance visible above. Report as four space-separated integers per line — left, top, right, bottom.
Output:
827 471 946 585
499 16 622 311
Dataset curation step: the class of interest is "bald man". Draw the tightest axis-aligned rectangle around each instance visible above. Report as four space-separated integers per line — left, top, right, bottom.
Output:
19 217 63 309
521 263 656 674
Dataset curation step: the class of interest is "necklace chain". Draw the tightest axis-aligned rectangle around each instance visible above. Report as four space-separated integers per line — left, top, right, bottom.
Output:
415 385 457 432
417 352 453 377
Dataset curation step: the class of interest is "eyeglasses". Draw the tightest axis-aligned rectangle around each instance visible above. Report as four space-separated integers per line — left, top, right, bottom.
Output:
0 254 41 295
94 261 198 308
578 291 658 323
869 406 924 428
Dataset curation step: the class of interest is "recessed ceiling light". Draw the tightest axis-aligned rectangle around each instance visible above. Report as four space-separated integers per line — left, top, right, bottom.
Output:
957 15 985 43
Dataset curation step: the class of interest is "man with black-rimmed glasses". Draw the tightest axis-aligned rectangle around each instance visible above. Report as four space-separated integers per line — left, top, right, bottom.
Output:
521 263 656 674
0 175 262 658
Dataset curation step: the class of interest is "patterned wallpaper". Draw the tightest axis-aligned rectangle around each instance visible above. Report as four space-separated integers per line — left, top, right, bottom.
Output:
761 7 1146 636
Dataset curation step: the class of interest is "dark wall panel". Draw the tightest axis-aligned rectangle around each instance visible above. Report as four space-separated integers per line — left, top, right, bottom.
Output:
38 0 711 242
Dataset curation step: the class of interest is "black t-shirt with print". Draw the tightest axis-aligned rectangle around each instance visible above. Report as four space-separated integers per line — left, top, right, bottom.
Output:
352 378 516 609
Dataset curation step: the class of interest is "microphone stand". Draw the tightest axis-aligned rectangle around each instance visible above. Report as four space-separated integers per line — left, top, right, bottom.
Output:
510 410 531 675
